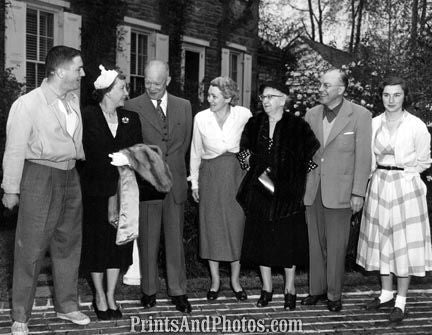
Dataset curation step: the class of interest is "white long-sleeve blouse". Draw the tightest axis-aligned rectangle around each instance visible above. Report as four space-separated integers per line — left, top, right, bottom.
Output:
189 105 252 189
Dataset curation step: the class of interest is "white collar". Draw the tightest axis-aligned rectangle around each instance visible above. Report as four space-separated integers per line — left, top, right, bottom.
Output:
151 91 168 104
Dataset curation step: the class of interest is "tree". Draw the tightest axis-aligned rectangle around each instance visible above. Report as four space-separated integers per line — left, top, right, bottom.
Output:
307 0 315 40
354 0 365 52
411 0 419 47
261 0 432 123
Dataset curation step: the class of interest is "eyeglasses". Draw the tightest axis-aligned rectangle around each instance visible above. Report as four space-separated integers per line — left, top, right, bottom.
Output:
319 83 344 90
259 94 283 101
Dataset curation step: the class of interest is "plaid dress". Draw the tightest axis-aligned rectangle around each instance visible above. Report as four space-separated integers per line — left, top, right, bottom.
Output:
356 123 432 277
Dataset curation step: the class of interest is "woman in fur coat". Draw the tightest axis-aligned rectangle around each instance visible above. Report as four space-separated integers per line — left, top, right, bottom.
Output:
237 81 319 310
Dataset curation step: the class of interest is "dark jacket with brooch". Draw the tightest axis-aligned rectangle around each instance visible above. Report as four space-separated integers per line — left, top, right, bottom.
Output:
237 111 320 222
79 104 143 197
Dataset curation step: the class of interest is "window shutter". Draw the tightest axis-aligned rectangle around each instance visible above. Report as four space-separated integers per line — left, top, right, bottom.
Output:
242 53 252 108
221 48 229 77
5 0 26 83
154 33 169 63
116 25 131 83
62 12 81 49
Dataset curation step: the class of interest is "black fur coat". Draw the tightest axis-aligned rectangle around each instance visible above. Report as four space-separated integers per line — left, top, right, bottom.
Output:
237 111 320 222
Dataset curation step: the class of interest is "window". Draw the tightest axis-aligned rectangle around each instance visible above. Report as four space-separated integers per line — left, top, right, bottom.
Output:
229 52 242 93
116 18 168 98
5 0 81 87
26 8 54 90
221 47 252 108
180 38 207 114
130 31 149 98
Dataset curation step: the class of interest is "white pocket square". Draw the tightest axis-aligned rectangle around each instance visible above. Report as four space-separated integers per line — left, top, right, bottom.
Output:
343 131 354 135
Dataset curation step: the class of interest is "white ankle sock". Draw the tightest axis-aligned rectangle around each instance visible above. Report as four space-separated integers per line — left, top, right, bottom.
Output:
395 295 406 312
378 289 394 303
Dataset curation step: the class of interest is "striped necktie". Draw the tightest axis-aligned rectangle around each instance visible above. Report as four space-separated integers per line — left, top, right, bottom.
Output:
156 99 166 122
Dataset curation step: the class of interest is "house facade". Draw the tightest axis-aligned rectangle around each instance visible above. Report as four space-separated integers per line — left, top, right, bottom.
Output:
3 0 260 111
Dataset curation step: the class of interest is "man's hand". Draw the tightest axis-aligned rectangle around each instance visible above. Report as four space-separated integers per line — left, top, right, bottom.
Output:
2 193 19 210
350 195 364 214
192 189 199 203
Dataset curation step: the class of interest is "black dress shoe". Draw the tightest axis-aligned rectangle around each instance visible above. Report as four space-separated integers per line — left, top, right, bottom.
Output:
207 289 219 301
327 299 342 312
108 308 122 320
256 290 273 307
141 293 157 309
389 307 407 322
365 297 395 310
233 289 248 301
171 295 192 313
301 294 327 305
92 300 111 321
284 293 296 310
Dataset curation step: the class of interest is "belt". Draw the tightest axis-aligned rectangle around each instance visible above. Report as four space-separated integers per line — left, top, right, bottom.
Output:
377 164 404 171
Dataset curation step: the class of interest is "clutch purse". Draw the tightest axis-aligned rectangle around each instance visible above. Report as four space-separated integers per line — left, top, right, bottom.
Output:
258 167 274 194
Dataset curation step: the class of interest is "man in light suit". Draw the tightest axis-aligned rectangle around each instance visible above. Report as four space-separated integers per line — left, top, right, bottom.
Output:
123 60 193 313
2 46 90 335
302 69 372 312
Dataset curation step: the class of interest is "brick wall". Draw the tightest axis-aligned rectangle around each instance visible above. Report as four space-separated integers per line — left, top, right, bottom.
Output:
125 0 159 24
183 0 259 88
123 0 259 96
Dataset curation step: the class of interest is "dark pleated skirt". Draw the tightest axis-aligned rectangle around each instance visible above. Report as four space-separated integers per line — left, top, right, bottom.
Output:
198 153 246 261
81 195 133 273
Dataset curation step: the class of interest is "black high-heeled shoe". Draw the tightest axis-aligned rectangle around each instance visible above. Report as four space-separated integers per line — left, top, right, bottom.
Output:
108 308 122 320
92 300 111 321
207 289 219 300
232 288 248 301
256 290 273 307
230 283 248 301
284 293 296 310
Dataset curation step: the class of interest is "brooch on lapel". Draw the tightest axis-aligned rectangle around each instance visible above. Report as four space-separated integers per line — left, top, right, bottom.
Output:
121 117 129 124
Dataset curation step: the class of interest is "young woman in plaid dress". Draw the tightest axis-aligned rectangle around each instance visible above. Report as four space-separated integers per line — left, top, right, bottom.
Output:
357 76 432 322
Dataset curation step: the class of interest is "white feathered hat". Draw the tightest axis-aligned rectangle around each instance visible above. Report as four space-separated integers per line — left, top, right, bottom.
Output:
94 64 118 89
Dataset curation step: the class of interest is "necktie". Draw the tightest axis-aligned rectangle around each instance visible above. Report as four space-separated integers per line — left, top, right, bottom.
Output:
323 106 336 122
156 99 166 122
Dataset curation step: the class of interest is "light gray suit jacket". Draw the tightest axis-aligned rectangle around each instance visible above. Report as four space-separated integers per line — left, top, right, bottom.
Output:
303 99 372 209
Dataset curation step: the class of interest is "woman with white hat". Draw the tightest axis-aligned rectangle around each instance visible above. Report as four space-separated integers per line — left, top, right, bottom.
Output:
80 65 142 320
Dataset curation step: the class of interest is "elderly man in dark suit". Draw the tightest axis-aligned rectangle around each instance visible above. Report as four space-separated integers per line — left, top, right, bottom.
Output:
302 69 372 312
123 60 193 313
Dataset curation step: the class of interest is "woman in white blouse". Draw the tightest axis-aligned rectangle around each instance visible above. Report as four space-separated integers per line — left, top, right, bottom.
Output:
190 77 252 301
357 76 432 322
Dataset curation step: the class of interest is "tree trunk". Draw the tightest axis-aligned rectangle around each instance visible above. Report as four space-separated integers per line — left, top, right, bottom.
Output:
419 0 427 33
387 0 392 67
317 0 323 43
349 0 356 53
354 0 365 52
308 0 316 41
411 0 419 47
